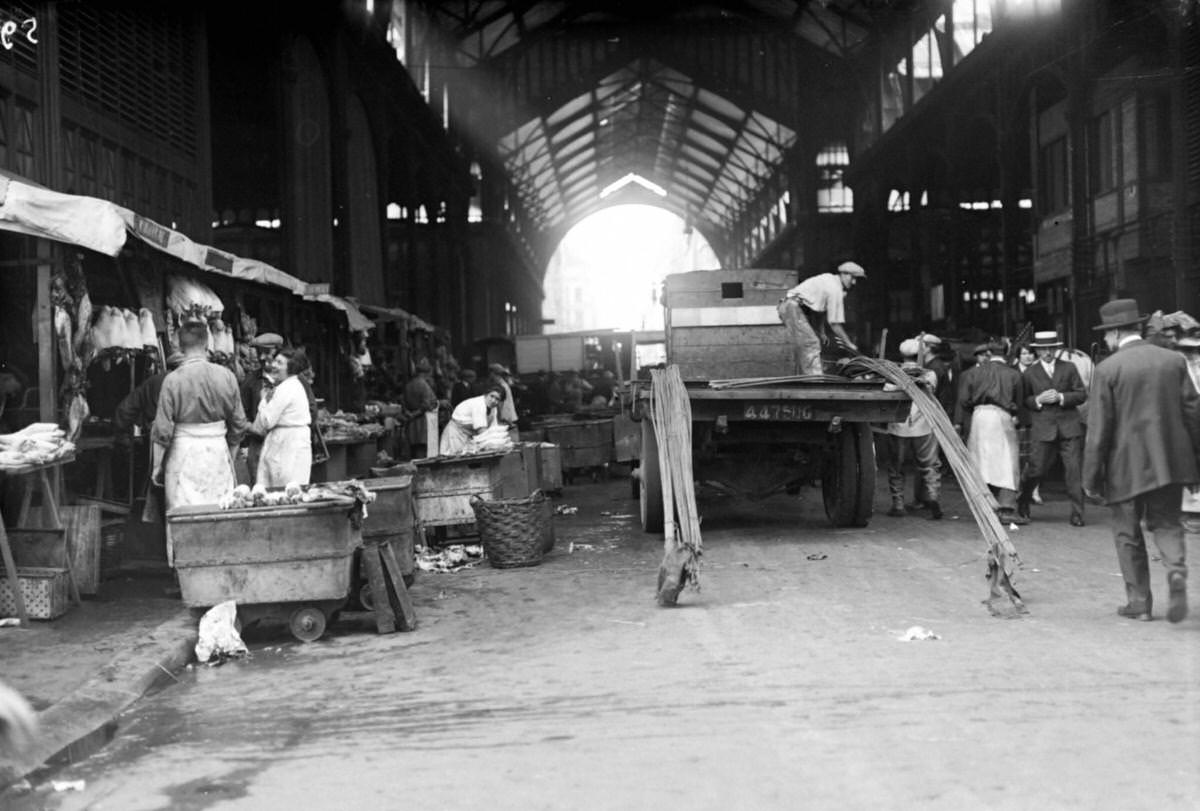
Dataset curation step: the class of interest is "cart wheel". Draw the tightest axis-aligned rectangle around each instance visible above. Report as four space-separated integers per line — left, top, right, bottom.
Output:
289 606 327 643
639 420 664 533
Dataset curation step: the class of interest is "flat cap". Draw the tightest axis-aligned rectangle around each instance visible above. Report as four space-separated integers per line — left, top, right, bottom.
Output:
837 261 866 278
250 332 284 348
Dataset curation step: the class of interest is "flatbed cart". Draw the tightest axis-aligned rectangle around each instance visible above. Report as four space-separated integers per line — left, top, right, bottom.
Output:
167 495 362 642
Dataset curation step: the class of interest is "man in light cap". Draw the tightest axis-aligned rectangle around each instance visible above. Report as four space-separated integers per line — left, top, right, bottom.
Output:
240 332 285 482
955 341 1026 524
883 337 942 519
777 260 865 376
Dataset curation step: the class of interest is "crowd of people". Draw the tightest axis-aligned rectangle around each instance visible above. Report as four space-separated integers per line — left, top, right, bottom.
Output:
885 299 1197 624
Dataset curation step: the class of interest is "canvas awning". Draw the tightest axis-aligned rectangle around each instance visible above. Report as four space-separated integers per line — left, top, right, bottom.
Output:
121 210 373 331
0 172 127 257
0 170 374 331
358 303 437 333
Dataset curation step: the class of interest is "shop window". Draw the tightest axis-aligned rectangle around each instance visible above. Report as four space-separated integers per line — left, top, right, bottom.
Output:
817 143 853 213
881 62 906 133
1089 108 1118 194
911 23 945 107
1038 136 1069 213
1139 91 1172 181
951 0 994 61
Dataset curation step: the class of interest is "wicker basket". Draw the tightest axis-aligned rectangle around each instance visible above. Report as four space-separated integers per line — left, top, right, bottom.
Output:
470 490 553 569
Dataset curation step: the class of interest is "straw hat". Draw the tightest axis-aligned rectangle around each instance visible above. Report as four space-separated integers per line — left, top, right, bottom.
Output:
1029 330 1063 349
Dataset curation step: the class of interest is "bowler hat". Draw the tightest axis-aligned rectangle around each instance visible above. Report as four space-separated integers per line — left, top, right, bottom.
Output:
1093 299 1149 331
837 261 866 278
1029 330 1063 348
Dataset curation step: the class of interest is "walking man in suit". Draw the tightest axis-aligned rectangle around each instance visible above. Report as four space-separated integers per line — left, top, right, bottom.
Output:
1084 299 1200 623
1018 330 1088 525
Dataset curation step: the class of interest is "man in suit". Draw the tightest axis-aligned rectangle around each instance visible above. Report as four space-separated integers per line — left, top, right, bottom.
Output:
1017 330 1087 525
1084 299 1200 623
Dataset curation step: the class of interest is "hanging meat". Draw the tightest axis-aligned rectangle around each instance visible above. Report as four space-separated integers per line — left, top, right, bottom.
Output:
53 305 76 373
138 308 158 348
122 309 142 350
66 391 90 443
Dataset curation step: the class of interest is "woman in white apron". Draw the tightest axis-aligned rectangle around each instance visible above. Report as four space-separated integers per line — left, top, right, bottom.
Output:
439 386 503 455
251 348 313 487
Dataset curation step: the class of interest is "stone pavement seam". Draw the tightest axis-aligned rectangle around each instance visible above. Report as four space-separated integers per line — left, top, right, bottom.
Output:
0 608 197 789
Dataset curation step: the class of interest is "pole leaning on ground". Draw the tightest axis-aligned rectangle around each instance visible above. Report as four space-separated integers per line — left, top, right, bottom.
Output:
649 366 702 606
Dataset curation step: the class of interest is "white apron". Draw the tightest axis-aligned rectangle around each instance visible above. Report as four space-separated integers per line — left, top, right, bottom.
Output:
439 419 473 455
164 421 236 564
256 425 312 488
968 405 1019 491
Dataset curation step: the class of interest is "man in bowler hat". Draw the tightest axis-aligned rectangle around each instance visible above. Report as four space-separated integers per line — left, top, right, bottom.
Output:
1084 299 1200 622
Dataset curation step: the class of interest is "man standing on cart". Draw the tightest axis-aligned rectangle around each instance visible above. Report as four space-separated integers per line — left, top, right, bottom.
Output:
151 320 249 563
777 260 865 376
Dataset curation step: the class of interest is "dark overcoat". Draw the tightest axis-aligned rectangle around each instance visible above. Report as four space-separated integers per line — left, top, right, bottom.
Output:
1022 360 1086 441
1083 339 1200 503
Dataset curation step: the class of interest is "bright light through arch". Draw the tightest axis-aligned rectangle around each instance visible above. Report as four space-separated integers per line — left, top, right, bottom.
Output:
541 205 720 333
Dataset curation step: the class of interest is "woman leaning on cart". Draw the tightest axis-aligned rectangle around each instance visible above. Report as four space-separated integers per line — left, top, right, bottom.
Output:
251 348 313 487
438 385 504 455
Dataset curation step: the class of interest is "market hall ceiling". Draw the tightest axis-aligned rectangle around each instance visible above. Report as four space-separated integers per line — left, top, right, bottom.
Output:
409 0 883 252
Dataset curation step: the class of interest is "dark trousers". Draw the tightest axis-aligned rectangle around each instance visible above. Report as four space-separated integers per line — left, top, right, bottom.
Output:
1110 484 1188 610
1021 434 1084 515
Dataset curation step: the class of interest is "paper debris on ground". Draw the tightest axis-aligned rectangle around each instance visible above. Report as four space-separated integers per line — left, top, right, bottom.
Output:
899 625 940 641
416 544 484 573
0 617 20 627
195 600 249 664
555 505 578 515
51 780 86 792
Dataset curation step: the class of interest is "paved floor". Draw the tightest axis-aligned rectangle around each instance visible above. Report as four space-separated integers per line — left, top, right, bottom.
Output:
4 472 1199 810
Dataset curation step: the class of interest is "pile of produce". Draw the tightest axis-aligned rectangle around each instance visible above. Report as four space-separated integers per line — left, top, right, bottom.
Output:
216 480 378 512
319 410 386 441
0 423 76 468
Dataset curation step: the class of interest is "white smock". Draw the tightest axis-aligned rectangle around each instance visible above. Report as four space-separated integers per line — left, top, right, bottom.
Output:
252 375 312 488
968 404 1019 491
439 394 494 455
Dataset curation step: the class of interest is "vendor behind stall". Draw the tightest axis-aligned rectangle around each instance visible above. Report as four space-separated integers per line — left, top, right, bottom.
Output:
152 321 248 562
251 348 313 487
403 358 440 459
114 352 185 435
439 385 504 455
240 332 284 482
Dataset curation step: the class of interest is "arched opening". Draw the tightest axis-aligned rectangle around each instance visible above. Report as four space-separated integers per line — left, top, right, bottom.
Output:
541 204 719 333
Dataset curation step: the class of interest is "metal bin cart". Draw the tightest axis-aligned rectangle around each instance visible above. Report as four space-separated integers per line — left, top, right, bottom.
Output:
167 495 361 642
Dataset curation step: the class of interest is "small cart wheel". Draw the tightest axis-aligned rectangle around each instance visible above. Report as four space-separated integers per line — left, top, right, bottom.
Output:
289 606 327 643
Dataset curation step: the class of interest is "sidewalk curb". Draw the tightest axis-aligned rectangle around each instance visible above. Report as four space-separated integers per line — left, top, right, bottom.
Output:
0 609 197 790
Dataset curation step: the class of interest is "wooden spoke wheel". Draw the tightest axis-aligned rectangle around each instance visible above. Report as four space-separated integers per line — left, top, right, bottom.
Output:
639 419 664 533
822 422 876 528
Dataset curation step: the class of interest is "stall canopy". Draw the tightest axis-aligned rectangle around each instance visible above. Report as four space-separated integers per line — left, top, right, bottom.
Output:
0 167 372 331
0 171 127 257
358 303 436 333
